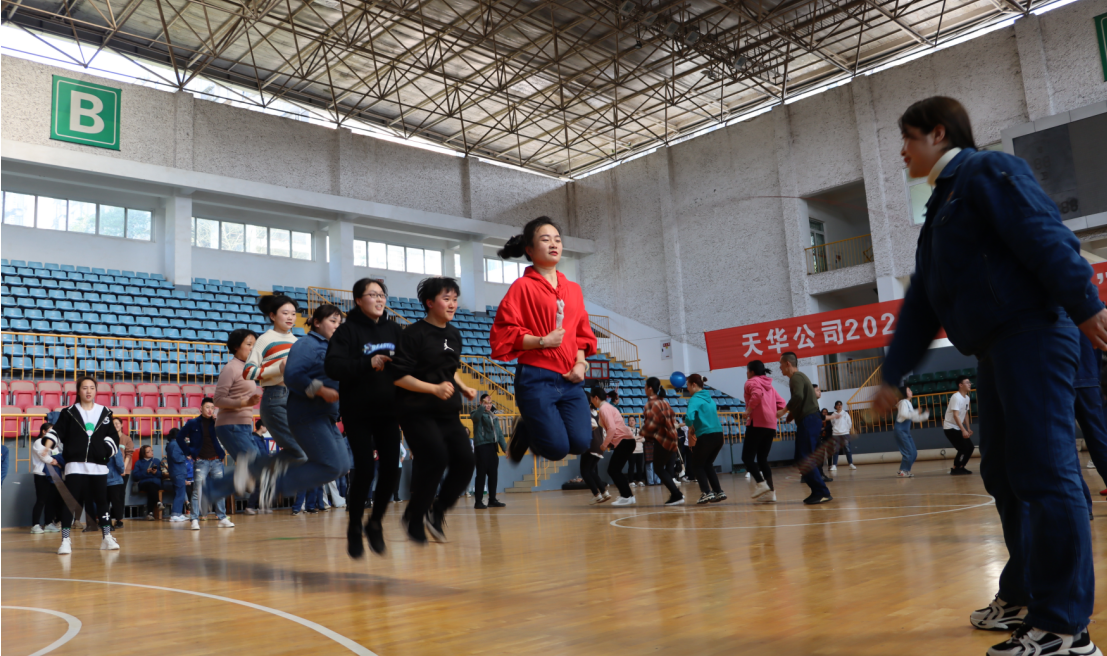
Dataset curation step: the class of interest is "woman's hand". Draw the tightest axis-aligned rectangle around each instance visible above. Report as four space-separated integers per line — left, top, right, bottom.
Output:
371 354 392 371
460 385 478 401
318 386 339 403
872 384 901 415
563 361 587 384
243 392 262 408
434 381 456 400
543 328 566 348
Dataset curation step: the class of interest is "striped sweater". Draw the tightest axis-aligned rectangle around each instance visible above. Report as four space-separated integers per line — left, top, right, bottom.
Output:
243 328 297 386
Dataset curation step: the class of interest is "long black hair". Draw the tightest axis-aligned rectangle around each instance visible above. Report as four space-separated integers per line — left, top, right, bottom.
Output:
258 294 298 319
645 376 666 398
898 96 977 150
747 360 772 376
497 216 562 262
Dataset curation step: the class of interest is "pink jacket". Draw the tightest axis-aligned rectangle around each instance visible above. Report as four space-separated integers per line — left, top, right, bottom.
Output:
744 375 786 429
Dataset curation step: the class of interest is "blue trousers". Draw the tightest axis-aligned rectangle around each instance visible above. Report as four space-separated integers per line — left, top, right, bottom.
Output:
191 458 226 520
795 413 830 497
294 487 321 511
977 320 1092 635
207 424 270 501
261 386 306 466
1075 386 1107 509
274 412 352 499
893 420 918 472
514 364 592 460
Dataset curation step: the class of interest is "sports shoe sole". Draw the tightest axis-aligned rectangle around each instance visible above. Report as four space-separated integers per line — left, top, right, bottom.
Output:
425 515 448 543
665 498 685 506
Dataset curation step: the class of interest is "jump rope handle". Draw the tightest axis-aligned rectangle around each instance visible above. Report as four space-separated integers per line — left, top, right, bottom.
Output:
556 299 565 330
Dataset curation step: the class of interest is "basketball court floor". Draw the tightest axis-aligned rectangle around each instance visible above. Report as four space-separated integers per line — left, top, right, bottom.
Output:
3 458 1105 656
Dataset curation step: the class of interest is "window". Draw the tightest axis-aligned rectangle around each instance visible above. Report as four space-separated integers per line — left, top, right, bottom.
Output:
483 257 524 284
502 260 519 283
291 231 312 260
425 250 442 275
406 247 425 274
454 253 461 275
1 191 151 240
190 217 311 259
387 244 405 271
194 218 219 249
246 225 268 254
270 229 291 257
221 222 245 252
352 239 444 274
353 240 368 267
368 242 387 269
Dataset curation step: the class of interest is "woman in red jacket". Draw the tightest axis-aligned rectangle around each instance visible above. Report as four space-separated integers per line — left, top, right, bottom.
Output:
490 216 598 461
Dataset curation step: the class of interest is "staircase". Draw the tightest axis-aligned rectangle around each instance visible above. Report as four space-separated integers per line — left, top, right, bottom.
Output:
503 455 578 493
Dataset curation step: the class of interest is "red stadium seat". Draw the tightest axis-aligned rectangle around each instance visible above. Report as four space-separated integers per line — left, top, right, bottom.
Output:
110 408 132 436
202 385 216 399
182 385 204 408
114 383 136 408
10 381 36 407
38 381 63 408
26 407 50 438
157 408 184 434
161 384 183 409
132 410 158 438
96 382 113 407
136 383 160 409
0 381 8 405
1 406 24 438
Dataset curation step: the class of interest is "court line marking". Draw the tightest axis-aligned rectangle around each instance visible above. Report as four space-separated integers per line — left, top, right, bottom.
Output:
2 578 378 656
1 606 82 656
608 493 996 530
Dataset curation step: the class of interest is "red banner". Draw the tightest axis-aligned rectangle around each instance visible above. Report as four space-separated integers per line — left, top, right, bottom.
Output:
707 262 1107 370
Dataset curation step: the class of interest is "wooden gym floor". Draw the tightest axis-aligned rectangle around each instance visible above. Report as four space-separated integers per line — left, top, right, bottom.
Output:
3 458 1105 656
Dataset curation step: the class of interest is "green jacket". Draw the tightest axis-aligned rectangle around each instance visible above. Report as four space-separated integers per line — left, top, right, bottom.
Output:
685 390 722 437
787 371 820 421
470 406 507 450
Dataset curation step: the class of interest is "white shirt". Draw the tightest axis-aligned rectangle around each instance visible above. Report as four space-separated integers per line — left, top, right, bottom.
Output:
928 148 963 187
31 438 59 475
829 411 853 436
943 392 971 430
896 399 930 424
65 404 109 476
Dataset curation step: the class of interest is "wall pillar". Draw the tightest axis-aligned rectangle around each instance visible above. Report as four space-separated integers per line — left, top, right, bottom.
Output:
327 218 355 292
459 240 486 312
656 150 691 376
1015 14 1056 122
773 105 818 318
163 195 192 286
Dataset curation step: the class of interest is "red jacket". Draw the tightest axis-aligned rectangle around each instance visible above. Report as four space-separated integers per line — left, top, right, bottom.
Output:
490 267 598 374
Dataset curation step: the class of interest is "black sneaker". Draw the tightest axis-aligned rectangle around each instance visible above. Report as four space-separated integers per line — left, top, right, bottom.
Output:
306 508 319 514
988 625 1101 656
401 512 427 545
803 494 833 505
346 523 365 560
823 476 834 483
696 493 714 505
710 492 727 503
488 499 506 508
292 510 301 516
970 596 1027 631
365 519 386 556
664 494 685 506
425 507 448 542
508 417 530 463
474 501 487 510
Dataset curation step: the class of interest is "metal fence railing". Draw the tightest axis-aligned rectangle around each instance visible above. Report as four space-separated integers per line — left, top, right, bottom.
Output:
589 315 641 370
817 355 883 392
804 233 874 274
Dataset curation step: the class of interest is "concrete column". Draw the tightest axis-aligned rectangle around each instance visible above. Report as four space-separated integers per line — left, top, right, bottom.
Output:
876 275 907 303
163 195 192 286
327 218 355 292
1015 14 1056 122
852 76 901 282
656 150 692 376
173 92 194 171
772 105 818 318
458 240 486 312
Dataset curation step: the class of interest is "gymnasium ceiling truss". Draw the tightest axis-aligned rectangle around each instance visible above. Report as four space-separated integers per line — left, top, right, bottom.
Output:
2 0 1041 177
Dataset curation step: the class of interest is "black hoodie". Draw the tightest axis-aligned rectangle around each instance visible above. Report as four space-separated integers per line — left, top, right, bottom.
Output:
324 307 406 419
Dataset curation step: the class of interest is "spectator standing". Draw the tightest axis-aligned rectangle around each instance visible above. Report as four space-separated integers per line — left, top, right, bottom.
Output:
943 376 975 475
779 353 832 505
30 422 62 533
894 387 929 478
471 394 508 509
177 399 234 530
828 401 855 472
164 428 189 522
743 360 784 502
115 417 135 493
105 446 125 528
579 405 608 503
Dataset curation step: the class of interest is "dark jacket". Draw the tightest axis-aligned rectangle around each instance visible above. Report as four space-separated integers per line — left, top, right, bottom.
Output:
42 404 120 466
1076 333 1099 389
470 406 507 450
883 149 1103 386
176 416 225 460
324 308 404 419
285 331 340 422
165 439 188 479
131 457 161 485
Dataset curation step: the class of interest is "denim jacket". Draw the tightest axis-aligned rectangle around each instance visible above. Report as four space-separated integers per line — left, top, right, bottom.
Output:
106 450 125 486
883 148 1102 387
285 331 340 421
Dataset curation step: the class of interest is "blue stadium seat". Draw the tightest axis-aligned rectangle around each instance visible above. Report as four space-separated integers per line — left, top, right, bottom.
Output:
35 357 55 370
10 260 27 267
127 326 146 338
100 360 121 374
135 272 148 279
76 266 90 273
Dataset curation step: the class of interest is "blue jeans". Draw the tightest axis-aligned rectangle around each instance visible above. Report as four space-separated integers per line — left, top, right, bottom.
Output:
206 424 269 501
191 458 226 520
795 413 830 498
294 487 321 511
261 386 306 465
169 474 187 516
645 458 660 485
977 319 1092 635
274 412 352 499
514 364 592 460
832 436 852 466
893 420 917 472
1074 386 1107 511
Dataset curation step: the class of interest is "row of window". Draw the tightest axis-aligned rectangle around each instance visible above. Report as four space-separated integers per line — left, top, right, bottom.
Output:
191 217 312 260
2 192 152 240
352 239 442 275
484 257 525 284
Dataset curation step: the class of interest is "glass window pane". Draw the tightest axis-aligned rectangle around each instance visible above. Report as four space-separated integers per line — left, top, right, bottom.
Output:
101 205 125 237
270 229 291 257
190 216 196 245
502 261 519 284
353 240 367 267
195 218 219 249
368 242 387 269
221 222 245 252
454 253 461 276
3 192 35 227
37 197 67 231
67 201 97 234
486 258 503 284
291 232 311 260
127 209 152 240
387 244 405 272
406 247 425 274
425 250 442 275
325 236 330 263
246 225 268 254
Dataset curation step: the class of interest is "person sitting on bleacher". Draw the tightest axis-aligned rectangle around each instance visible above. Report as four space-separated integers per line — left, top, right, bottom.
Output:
131 445 163 521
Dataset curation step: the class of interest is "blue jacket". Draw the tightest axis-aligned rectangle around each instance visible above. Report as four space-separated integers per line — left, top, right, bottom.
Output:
165 439 188 478
176 416 225 460
106 450 125 486
251 431 269 458
131 457 161 486
884 149 1103 387
285 331 340 421
1076 334 1100 389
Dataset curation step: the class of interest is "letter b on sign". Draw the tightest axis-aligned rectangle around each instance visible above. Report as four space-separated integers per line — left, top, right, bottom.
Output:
50 75 120 150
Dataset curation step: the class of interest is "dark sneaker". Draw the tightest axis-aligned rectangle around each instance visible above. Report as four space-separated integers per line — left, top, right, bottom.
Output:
823 476 834 483
306 508 319 514
664 494 685 506
402 513 427 545
347 523 365 559
291 510 301 516
987 626 1102 656
710 492 727 503
488 499 506 508
425 507 448 542
365 519 386 556
803 494 833 505
474 501 487 510
970 596 1027 631
508 417 530 463
696 493 715 505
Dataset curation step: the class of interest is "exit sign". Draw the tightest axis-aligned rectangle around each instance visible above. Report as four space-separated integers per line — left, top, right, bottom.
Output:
50 75 121 150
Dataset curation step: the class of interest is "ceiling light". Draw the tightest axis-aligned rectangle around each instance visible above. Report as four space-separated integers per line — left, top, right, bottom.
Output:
684 29 700 45
731 55 748 69
618 0 636 15
641 12 657 25
634 40 643 49
663 21 680 37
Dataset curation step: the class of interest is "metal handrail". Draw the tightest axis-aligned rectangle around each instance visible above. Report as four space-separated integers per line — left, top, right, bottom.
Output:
589 317 641 370
846 389 975 434
816 355 884 392
804 233 874 274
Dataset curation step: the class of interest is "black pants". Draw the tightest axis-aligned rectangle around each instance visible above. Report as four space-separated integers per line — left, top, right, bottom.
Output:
743 427 776 490
345 411 402 526
607 440 636 498
107 483 125 521
944 428 975 469
579 452 604 496
630 453 646 483
399 414 475 524
678 443 694 480
138 480 163 514
473 443 500 502
60 473 110 529
32 474 61 526
691 433 724 495
651 447 682 496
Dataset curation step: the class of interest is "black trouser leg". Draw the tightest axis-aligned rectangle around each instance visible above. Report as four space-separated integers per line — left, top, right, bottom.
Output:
607 440 635 498
33 475 52 525
400 414 475 522
107 484 125 521
477 444 500 501
652 448 681 496
692 433 724 495
369 417 401 523
744 427 776 490
474 443 490 502
945 429 975 469
60 474 110 529
579 453 601 495
139 481 161 514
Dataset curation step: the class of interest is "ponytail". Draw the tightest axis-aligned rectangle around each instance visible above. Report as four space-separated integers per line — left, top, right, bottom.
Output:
497 216 562 262
747 360 772 376
645 377 665 398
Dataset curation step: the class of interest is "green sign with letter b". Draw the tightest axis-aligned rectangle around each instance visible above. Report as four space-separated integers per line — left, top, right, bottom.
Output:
50 75 121 150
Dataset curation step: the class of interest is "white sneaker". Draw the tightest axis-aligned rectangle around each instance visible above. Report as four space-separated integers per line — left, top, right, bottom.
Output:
849 464 857 470
44 523 61 533
218 518 235 528
590 494 606 505
757 491 777 503
244 508 258 515
101 535 120 550
234 452 257 495
611 496 637 506
745 472 751 479
750 480 771 499
190 520 200 530
830 465 837 471
168 515 186 522
30 524 44 534
57 538 72 555
602 492 611 501
1090 461 1098 469
986 626 1099 656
